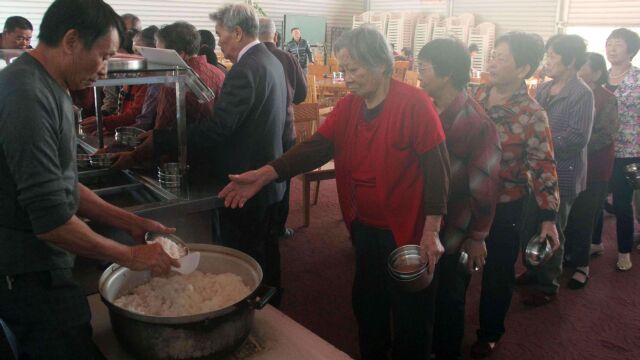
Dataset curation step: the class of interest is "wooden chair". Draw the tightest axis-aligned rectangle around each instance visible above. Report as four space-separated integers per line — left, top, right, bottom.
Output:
293 103 320 142
292 103 336 227
304 75 318 104
404 70 420 87
393 60 410 81
307 64 330 79
328 56 339 73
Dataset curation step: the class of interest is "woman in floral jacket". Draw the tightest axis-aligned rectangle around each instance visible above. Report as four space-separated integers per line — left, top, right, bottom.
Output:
604 28 640 271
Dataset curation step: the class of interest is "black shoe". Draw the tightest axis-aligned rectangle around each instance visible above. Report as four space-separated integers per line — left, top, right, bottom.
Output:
567 269 589 289
470 341 496 359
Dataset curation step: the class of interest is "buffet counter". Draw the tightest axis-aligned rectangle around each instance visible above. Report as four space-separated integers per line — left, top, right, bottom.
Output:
88 294 352 360
77 134 224 244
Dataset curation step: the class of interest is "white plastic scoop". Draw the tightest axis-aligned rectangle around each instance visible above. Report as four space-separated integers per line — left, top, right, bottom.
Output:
172 251 201 275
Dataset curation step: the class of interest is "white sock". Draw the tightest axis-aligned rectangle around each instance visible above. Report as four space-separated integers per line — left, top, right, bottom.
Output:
573 266 589 282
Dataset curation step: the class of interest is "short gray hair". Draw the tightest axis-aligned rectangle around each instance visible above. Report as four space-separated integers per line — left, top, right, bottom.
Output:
258 18 276 39
334 26 394 76
209 3 258 38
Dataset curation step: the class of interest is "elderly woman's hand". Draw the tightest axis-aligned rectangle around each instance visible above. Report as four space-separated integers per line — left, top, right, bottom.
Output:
420 231 444 274
218 166 279 208
539 220 560 251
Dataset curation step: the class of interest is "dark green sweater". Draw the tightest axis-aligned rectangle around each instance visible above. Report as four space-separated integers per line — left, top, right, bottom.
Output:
0 53 78 275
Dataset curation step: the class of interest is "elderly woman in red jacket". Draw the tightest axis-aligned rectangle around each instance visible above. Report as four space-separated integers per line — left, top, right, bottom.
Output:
219 26 450 360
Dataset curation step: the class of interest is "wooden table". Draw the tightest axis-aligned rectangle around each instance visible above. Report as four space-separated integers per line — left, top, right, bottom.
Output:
295 161 336 227
88 294 352 359
316 79 348 107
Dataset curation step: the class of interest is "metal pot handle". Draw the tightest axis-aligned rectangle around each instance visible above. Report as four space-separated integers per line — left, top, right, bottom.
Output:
246 285 277 310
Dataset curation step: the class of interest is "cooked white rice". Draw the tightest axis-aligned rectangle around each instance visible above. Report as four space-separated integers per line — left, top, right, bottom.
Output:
114 271 251 316
148 236 187 259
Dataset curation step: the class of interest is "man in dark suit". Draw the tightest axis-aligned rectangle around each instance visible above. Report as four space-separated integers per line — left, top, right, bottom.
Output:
147 3 288 305
258 17 307 239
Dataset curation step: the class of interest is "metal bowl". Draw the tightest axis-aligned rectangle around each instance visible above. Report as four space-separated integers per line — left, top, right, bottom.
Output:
525 235 553 267
157 173 182 182
77 154 91 168
115 127 144 147
158 162 181 175
159 179 181 189
387 245 433 292
89 154 112 168
624 163 640 189
144 232 189 257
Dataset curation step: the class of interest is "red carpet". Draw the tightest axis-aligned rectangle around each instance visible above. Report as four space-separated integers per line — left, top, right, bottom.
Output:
280 179 640 360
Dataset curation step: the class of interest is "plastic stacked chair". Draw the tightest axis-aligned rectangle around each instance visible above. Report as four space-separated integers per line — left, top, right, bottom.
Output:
468 22 496 72
352 11 371 29
413 14 442 54
386 13 417 53
443 13 475 44
352 11 389 36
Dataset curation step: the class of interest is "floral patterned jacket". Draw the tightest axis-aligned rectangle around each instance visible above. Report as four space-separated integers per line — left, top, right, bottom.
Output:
473 83 560 220
614 66 640 158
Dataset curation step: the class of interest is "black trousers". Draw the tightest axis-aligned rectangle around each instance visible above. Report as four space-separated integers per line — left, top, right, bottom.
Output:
477 198 527 343
351 221 438 360
272 140 295 236
217 203 282 306
565 181 609 267
272 179 291 236
0 269 103 359
612 157 639 253
433 253 470 360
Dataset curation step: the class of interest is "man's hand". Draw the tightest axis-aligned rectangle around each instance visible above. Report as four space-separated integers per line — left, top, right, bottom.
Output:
126 216 175 244
80 116 98 133
462 238 487 273
218 166 279 208
419 231 444 274
539 220 560 251
124 243 180 276
111 151 137 170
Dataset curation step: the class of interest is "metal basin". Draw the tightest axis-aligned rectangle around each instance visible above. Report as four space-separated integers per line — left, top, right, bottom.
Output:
79 170 169 207
99 244 276 359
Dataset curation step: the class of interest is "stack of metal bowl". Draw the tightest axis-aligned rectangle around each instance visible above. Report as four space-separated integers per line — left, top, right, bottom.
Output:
77 154 91 169
158 162 182 190
387 245 433 292
89 154 113 168
624 163 640 189
114 127 144 148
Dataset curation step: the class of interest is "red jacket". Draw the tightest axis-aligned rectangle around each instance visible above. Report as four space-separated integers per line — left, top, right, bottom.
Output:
103 85 148 131
317 79 444 246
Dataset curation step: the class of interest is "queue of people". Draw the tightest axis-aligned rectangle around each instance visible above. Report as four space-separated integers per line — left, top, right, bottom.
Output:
0 0 638 359
218 24 639 360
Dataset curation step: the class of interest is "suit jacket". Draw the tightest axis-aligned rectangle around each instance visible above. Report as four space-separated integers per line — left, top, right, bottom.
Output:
154 43 287 207
264 42 307 148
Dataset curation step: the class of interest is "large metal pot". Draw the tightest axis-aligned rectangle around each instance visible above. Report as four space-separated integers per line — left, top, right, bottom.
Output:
99 244 276 359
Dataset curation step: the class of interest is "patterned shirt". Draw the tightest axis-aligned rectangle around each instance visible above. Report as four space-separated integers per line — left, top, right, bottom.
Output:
613 66 640 158
473 82 560 219
438 91 502 253
536 75 594 201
